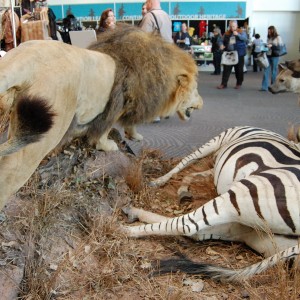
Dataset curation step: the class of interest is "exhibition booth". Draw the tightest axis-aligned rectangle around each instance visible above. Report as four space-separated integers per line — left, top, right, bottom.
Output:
1 1 299 63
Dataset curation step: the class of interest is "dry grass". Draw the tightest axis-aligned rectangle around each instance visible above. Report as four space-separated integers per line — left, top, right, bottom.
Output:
0 147 298 299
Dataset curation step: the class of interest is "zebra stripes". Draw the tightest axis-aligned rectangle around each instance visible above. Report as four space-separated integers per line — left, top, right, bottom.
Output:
125 126 300 281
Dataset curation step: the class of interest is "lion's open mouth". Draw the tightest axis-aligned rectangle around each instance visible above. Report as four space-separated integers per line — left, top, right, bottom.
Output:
185 107 194 118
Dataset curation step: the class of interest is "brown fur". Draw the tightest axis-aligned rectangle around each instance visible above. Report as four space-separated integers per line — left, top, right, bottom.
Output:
0 26 202 211
88 24 201 143
286 59 300 77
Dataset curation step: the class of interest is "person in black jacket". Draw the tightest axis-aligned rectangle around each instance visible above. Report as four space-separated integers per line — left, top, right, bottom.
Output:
217 20 247 89
211 27 223 75
174 22 193 50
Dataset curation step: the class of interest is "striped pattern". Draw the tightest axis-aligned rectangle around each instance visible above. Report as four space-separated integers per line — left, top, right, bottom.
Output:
127 126 300 280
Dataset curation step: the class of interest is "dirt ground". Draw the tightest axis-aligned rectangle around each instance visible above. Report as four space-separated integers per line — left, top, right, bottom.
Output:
0 136 299 300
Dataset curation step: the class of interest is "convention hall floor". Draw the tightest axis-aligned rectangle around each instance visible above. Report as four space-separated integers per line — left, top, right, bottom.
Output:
128 70 299 158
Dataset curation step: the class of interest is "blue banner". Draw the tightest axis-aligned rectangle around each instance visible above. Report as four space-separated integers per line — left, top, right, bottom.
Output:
50 2 246 21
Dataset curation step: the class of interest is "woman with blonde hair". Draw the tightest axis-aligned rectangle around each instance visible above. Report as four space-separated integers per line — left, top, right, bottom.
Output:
261 25 283 91
98 8 116 33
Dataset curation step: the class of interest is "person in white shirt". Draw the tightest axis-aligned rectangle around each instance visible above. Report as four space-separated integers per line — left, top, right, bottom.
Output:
252 33 264 72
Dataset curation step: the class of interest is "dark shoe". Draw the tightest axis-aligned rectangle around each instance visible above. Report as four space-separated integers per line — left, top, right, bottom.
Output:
234 85 241 89
217 84 227 89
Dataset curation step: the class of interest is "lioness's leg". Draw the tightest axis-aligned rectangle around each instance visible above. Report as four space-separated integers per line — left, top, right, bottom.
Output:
124 126 143 141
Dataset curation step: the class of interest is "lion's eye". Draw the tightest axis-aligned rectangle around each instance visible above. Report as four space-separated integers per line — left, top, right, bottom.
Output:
279 79 285 83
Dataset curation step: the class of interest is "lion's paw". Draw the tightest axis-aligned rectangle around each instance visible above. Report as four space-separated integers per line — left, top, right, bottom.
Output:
125 131 144 141
96 139 119 152
131 132 143 141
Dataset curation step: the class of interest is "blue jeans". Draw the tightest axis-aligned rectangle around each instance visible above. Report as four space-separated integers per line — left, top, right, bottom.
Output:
261 56 279 90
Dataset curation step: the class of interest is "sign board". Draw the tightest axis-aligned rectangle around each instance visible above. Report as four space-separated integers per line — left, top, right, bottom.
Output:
50 1 246 21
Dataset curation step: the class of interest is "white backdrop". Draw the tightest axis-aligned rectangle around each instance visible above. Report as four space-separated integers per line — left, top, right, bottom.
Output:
250 11 300 61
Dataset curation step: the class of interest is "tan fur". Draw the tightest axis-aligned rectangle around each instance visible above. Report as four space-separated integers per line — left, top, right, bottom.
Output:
269 60 300 95
0 26 203 211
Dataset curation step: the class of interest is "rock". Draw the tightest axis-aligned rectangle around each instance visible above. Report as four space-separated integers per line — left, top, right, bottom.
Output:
0 265 24 300
241 290 250 298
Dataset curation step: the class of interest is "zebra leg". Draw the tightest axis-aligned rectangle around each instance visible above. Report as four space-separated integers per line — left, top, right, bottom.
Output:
148 126 255 187
122 207 299 260
122 207 170 224
124 193 237 238
123 207 254 243
178 169 214 201
148 139 220 187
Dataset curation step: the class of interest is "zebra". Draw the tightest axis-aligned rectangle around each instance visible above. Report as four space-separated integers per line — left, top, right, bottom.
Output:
123 126 300 281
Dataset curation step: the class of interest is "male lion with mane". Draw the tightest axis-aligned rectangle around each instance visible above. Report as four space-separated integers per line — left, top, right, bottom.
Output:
0 24 203 210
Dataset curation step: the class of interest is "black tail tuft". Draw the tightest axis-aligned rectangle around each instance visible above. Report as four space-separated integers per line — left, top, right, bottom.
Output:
151 258 224 279
16 95 56 137
152 258 207 276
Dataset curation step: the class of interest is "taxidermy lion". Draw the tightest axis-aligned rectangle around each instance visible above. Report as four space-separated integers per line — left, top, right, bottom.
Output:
0 24 203 210
269 59 300 95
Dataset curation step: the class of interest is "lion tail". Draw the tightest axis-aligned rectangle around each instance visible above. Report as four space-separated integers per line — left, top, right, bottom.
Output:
0 95 55 156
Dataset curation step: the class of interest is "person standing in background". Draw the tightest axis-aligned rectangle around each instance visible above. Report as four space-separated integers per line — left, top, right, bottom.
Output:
211 27 223 75
139 0 173 44
252 33 263 72
174 22 193 50
97 8 116 33
199 31 208 44
141 2 148 17
137 2 147 26
260 26 283 91
139 0 173 123
217 20 247 89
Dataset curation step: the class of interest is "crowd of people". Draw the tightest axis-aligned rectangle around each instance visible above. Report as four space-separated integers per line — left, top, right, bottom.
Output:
93 0 285 94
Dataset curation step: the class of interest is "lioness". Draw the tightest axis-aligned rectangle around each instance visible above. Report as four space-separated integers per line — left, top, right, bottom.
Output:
0 25 203 210
269 60 300 94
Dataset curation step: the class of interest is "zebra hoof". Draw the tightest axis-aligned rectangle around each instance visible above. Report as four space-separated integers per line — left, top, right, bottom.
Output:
148 180 159 187
179 191 193 203
122 206 139 223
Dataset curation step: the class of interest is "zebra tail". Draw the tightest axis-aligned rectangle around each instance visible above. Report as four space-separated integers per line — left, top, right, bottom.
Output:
152 245 299 282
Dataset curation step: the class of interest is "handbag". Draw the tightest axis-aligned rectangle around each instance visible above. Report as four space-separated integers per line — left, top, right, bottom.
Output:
272 44 287 56
221 51 239 65
255 52 269 69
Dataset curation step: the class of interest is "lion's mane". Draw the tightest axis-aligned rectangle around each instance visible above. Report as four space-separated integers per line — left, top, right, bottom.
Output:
87 24 198 142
